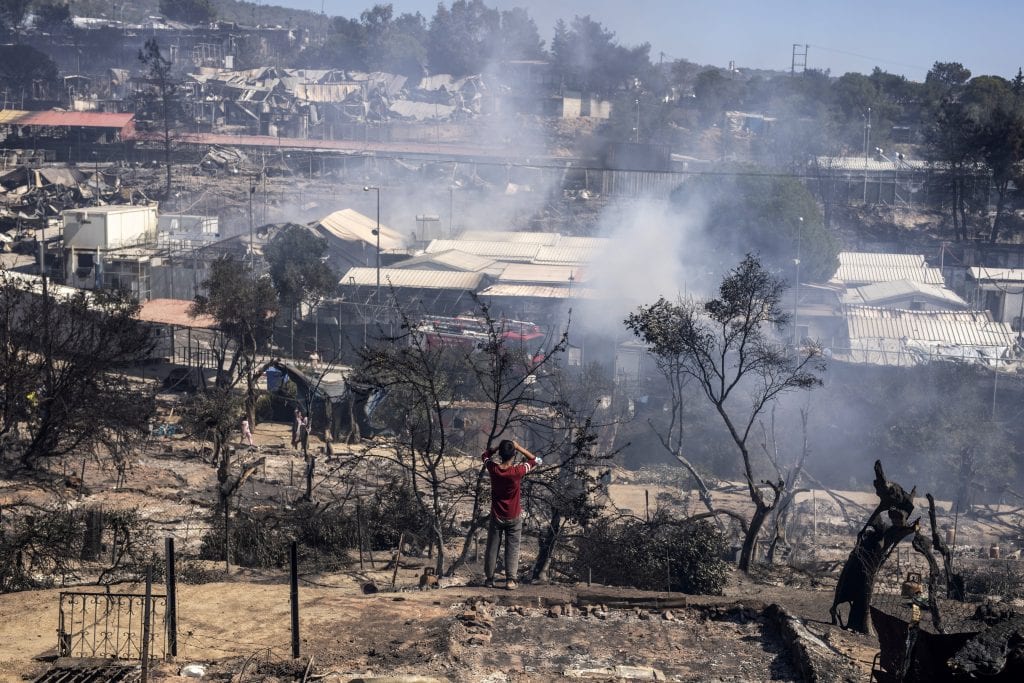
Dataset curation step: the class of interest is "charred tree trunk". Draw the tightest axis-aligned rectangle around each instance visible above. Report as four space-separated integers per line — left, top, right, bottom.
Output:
532 510 563 582
927 492 965 600
738 495 773 571
830 460 919 634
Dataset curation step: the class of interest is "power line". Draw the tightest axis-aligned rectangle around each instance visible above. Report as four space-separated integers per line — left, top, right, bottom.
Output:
808 44 930 75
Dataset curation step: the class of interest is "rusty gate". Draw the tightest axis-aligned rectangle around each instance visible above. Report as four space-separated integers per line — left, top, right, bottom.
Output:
57 591 166 660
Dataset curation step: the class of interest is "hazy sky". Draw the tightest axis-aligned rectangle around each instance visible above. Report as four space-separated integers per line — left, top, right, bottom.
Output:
270 1 1022 81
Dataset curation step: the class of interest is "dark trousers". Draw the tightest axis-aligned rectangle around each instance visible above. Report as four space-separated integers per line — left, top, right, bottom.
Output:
484 514 522 581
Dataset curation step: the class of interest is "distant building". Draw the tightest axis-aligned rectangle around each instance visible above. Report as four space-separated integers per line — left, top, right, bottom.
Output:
966 267 1024 332
61 204 158 296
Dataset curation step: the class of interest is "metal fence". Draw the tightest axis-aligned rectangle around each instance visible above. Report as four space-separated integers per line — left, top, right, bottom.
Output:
58 591 167 661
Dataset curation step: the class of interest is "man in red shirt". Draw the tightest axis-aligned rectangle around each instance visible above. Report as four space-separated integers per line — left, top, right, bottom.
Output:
482 439 540 590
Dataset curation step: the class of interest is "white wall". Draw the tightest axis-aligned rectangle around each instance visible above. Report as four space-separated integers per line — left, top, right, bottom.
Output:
63 206 157 249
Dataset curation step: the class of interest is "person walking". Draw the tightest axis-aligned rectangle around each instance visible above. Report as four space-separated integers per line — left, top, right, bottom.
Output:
240 418 254 448
482 439 541 590
298 413 310 456
292 408 303 448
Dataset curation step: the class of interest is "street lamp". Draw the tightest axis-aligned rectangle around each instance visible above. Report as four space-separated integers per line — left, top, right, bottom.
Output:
363 185 380 301
634 98 640 143
793 216 803 347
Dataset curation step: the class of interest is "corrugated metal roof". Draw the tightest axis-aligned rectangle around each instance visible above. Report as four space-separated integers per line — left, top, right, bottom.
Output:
425 240 540 261
557 236 612 249
967 266 1024 283
457 230 561 245
534 245 601 265
498 263 586 284
292 83 361 102
832 264 945 286
845 306 1014 346
137 298 218 329
391 249 497 273
0 109 29 124
389 100 455 120
9 110 134 128
841 280 967 308
838 251 926 268
815 156 931 172
479 284 599 299
315 209 406 251
340 267 484 290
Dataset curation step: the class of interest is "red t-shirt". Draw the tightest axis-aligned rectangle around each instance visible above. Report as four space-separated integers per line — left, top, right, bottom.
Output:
482 450 537 520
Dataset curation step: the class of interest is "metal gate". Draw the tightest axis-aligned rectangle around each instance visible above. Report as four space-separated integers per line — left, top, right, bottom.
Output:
57 591 166 660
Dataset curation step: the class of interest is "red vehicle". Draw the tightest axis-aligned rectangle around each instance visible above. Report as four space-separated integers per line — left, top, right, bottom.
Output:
414 315 544 352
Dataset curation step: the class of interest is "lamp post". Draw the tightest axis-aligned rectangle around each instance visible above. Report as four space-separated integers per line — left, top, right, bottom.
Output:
248 175 257 271
793 216 803 347
634 98 640 143
363 185 380 301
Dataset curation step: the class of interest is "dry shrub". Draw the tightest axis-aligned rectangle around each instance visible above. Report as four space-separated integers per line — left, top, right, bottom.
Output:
962 560 1024 600
573 513 729 595
0 505 156 593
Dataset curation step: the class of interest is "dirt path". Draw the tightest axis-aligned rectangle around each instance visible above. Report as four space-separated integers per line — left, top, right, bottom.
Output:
0 563 879 682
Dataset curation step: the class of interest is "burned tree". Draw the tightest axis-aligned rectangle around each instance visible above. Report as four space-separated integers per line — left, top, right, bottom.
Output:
831 460 919 634
529 363 617 583
137 39 181 201
356 296 568 577
180 385 262 570
447 300 569 576
0 274 155 472
626 254 823 571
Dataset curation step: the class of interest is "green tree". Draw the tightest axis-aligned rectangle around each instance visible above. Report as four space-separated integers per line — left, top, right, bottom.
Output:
672 173 839 283
551 15 652 96
625 255 824 572
0 44 57 99
263 225 337 313
298 17 368 70
263 224 337 355
495 7 544 61
158 0 215 25
190 256 278 427
362 4 428 76
33 2 72 32
0 0 30 37
692 68 743 125
427 0 500 76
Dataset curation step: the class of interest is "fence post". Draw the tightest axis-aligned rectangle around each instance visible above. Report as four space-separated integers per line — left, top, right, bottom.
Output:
356 503 365 570
165 538 178 659
290 541 300 659
390 532 404 589
141 566 153 682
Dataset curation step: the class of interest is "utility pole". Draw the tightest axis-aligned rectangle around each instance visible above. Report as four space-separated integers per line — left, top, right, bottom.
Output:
791 44 809 75
863 107 871 204
793 216 802 346
364 185 381 302
248 177 255 270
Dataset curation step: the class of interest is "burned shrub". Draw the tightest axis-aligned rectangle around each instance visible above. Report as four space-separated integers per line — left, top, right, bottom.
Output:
362 478 434 553
200 503 359 569
1 505 84 592
962 561 1024 601
573 514 729 595
1 505 157 593
200 507 292 567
